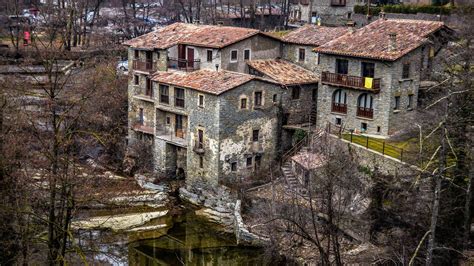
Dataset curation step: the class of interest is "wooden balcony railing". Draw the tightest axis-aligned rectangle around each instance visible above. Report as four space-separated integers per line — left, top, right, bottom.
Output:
167 57 201 72
321 72 381 92
132 122 154 135
133 60 155 72
330 0 346 6
356 107 374 119
331 102 347 114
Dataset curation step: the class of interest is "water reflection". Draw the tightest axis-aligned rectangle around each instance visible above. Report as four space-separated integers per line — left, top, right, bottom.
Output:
128 211 266 265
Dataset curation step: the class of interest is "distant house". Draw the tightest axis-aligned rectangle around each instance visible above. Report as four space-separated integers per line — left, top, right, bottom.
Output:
314 18 452 136
289 0 360 26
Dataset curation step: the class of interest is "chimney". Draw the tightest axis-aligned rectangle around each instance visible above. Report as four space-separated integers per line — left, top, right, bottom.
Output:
388 33 397 51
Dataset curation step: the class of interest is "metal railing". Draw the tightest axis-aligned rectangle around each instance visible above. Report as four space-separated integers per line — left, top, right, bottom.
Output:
321 72 381 91
167 57 201 72
327 122 406 162
132 59 155 72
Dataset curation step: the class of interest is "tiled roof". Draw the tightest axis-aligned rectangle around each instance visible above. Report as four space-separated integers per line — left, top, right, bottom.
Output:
282 24 348 46
247 59 319 86
151 70 269 95
314 19 446 61
123 22 259 49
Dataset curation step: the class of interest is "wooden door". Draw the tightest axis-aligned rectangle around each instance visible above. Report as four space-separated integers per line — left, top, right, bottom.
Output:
175 115 184 138
187 48 194 69
178 44 186 68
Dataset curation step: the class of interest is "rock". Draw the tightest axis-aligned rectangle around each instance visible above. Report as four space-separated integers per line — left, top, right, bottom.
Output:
179 187 203 205
126 224 168 232
72 210 168 231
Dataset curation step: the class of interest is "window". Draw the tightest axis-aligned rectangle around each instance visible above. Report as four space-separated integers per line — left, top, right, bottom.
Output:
240 98 247 109
145 51 152 62
198 94 204 107
402 63 410 79
291 86 300 100
134 50 139 59
249 67 263 77
134 75 139 85
408 94 413 109
166 116 171 124
138 108 144 124
244 49 251 60
394 96 400 110
347 12 352 19
377 126 381 133
230 50 238 62
252 129 259 142
145 78 152 97
298 48 305 62
336 59 349 75
197 129 204 148
273 94 278 103
231 162 237 172
361 62 375 78
254 155 261 171
199 156 203 168
175 88 185 108
207 50 213 62
312 88 317 101
361 122 368 131
159 84 169 104
316 53 320 65
333 89 347 104
357 93 374 118
254 91 263 107
246 157 253 167
336 117 342 125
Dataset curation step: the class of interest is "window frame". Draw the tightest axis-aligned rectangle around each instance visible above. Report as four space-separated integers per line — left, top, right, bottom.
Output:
336 59 349 75
231 162 237 172
361 62 375 78
133 74 139 85
407 94 414 109
243 49 251 60
402 63 411 79
230 49 238 62
252 129 259 142
298 48 306 62
175 87 185 108
246 157 253 168
240 97 248 109
198 94 205 108
206 50 213 62
134 50 139 59
159 84 170 104
291 86 301 100
394 96 400 110
254 91 263 107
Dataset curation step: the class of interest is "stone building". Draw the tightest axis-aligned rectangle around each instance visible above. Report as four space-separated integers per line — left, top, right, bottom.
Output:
314 18 451 136
281 24 348 72
289 0 360 26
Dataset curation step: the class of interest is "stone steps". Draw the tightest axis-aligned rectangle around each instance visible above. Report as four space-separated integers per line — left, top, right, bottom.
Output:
281 161 307 196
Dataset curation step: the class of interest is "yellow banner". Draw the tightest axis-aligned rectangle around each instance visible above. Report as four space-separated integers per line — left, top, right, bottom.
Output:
364 77 373 89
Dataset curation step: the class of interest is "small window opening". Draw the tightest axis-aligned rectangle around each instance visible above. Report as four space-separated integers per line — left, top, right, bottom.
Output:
240 98 247 109
335 118 342 125
231 162 237 172
252 129 259 142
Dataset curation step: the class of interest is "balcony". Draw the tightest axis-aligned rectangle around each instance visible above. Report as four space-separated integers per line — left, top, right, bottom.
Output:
321 72 381 92
155 126 188 147
356 107 374 119
331 102 347 114
167 58 201 72
132 122 154 135
133 60 155 72
330 0 346 6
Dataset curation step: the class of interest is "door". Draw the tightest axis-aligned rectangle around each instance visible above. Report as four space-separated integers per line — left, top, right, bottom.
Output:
175 115 183 138
187 48 194 69
178 44 186 68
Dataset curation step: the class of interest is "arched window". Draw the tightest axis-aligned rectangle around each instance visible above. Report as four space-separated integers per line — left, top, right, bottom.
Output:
331 89 347 114
357 93 374 118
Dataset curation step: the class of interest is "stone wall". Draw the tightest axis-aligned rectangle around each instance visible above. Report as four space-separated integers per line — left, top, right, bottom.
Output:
282 43 320 72
221 34 282 73
218 80 283 183
313 0 357 26
281 83 317 125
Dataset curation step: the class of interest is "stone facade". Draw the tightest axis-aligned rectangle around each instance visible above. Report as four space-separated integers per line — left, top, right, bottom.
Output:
316 46 430 136
282 43 320 72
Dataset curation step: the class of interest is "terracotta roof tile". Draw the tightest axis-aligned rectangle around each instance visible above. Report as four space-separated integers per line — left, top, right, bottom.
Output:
151 70 266 95
314 19 446 61
282 24 348 46
247 59 319 86
123 22 259 49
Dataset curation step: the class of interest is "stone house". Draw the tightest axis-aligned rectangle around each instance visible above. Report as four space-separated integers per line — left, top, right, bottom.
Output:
281 24 349 72
289 0 360 26
314 19 451 136
130 69 285 185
